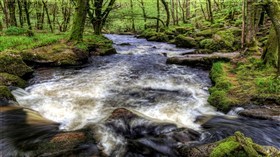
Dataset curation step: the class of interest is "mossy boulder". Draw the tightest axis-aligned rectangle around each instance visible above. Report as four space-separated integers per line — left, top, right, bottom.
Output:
85 35 116 56
0 52 33 77
212 30 235 51
148 32 169 42
210 132 280 157
174 35 198 48
0 86 14 100
199 39 221 52
179 132 280 157
196 28 220 37
0 73 27 88
24 42 90 66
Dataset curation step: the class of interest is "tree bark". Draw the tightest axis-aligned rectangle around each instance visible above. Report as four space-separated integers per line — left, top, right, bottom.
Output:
130 0 135 32
69 0 89 41
23 0 33 35
17 0 24 27
7 0 17 26
42 0 53 33
156 0 160 32
138 0 147 29
160 0 170 27
262 0 280 74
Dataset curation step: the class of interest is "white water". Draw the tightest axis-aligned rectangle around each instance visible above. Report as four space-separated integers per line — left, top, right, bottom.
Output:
11 35 224 156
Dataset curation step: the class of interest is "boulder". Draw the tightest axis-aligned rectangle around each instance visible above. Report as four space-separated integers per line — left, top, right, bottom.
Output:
0 52 33 77
175 35 198 48
238 105 280 121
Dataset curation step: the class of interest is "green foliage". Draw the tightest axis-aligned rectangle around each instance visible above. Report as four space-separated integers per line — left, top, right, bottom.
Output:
4 26 29 36
0 33 65 52
199 39 220 51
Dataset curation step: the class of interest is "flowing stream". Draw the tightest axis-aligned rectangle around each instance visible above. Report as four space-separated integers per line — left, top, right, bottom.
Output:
11 34 280 156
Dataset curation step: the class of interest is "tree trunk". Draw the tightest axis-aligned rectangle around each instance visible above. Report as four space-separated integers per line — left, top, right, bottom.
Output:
206 0 213 23
130 0 135 32
42 0 53 33
186 0 190 19
156 0 160 32
245 0 256 47
23 0 33 36
8 0 17 26
17 0 24 27
241 0 246 48
160 0 170 27
69 0 89 41
263 0 280 74
139 0 147 29
0 1 9 28
171 0 175 25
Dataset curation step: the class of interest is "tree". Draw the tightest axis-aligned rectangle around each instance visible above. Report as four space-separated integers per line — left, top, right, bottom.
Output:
69 0 89 41
88 0 116 35
160 0 170 27
262 0 280 74
7 0 17 26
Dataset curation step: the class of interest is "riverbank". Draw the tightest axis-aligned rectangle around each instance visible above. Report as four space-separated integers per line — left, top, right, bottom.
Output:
0 33 116 101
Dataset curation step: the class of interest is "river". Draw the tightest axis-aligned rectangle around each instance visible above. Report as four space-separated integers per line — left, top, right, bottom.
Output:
11 34 280 156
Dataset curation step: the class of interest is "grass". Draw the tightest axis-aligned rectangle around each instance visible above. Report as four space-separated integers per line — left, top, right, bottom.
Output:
208 58 280 111
0 33 66 52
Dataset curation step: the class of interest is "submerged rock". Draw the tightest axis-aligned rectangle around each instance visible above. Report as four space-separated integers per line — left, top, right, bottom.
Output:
93 108 200 157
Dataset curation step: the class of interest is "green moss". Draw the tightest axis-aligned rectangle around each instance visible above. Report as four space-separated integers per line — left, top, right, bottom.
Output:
199 39 221 51
0 73 27 88
210 140 240 157
0 51 33 77
0 86 14 100
210 132 269 157
213 30 235 50
175 35 198 48
196 28 220 37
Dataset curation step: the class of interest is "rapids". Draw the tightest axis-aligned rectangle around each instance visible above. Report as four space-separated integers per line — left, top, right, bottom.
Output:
11 34 280 156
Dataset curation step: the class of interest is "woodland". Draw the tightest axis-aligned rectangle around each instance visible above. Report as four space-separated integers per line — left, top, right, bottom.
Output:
0 0 280 156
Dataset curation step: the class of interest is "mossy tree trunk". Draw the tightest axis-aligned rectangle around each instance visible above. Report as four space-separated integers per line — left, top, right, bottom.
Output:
262 0 280 74
139 0 147 29
245 0 257 47
69 0 89 42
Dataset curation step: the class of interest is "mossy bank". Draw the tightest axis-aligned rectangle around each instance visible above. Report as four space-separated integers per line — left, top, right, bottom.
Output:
0 33 116 101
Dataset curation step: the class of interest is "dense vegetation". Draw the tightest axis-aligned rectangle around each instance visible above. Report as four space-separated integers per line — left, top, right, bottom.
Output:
0 0 279 156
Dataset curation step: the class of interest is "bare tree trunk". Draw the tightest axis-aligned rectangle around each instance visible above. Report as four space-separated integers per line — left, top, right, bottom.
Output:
178 0 185 22
42 0 53 32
